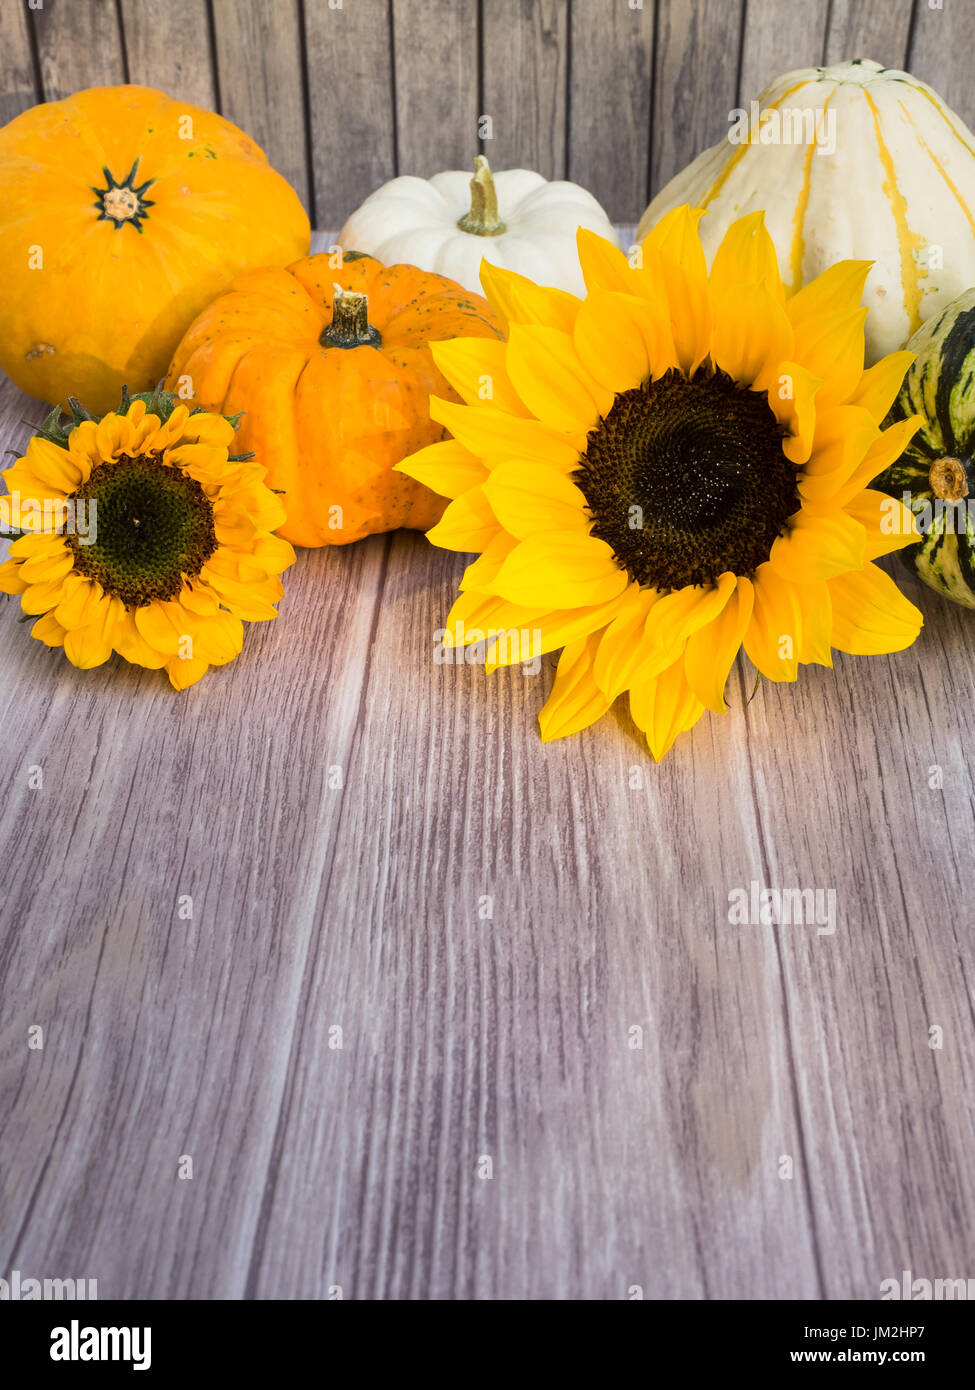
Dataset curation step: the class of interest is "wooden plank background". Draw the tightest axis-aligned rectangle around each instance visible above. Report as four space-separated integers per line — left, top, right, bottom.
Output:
2 0 974 223
1 0 974 1302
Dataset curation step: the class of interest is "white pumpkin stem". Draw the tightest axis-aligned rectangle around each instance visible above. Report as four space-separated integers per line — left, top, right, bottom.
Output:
320 284 382 349
457 155 507 237
929 456 969 503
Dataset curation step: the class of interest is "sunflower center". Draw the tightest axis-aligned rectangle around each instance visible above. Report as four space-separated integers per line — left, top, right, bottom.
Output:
67 454 217 607
574 367 798 591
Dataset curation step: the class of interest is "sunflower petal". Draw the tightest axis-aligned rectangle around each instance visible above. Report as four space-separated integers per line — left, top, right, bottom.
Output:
491 532 628 608
711 281 794 389
769 509 865 583
847 351 915 423
538 630 612 740
397 439 490 497
709 211 785 303
426 486 503 551
479 260 580 335
573 289 677 391
629 656 708 761
505 324 611 431
683 575 754 712
429 397 583 468
430 338 531 416
828 565 922 654
576 227 637 296
481 461 589 539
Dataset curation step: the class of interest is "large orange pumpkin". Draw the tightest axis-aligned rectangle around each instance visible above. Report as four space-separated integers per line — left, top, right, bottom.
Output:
0 84 309 415
166 251 504 546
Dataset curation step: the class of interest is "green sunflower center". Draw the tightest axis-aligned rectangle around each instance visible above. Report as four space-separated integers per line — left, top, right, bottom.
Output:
67 453 217 607
574 367 798 591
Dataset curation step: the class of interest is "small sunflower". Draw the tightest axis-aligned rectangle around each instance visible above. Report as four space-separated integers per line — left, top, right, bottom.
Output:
0 388 294 689
397 208 925 759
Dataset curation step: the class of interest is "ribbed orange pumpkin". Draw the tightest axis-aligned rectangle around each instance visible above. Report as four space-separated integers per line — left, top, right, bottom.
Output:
165 252 504 546
0 85 310 414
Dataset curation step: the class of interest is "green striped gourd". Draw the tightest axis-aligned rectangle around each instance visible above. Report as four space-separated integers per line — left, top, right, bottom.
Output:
876 288 975 608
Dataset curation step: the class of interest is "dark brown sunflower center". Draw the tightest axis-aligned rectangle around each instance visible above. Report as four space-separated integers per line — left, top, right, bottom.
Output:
67 453 216 607
574 367 798 591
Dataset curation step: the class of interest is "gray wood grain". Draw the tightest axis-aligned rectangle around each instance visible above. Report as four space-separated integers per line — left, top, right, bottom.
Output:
303 0 395 229
823 0 914 70
568 0 655 223
119 0 217 111
211 0 310 212
0 234 973 1299
30 0 126 97
392 0 479 178
0 0 40 127
482 0 569 179
737 0 829 105
907 0 975 125
650 0 746 197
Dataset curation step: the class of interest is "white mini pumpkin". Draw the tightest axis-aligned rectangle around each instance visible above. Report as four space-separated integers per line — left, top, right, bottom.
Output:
638 58 975 363
338 156 619 298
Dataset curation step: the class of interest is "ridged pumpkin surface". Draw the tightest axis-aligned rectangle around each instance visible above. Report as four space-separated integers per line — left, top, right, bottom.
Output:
638 59 975 363
0 85 310 414
166 252 504 547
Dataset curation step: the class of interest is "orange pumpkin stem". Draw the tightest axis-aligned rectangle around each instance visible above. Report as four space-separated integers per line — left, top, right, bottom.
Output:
457 155 507 237
320 284 382 349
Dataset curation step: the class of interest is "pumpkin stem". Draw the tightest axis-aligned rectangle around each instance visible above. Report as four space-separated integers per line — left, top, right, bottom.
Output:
457 155 507 237
320 285 382 349
929 456 969 503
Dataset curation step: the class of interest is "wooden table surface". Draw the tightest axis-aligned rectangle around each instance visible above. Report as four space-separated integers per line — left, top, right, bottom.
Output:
1 229 974 1302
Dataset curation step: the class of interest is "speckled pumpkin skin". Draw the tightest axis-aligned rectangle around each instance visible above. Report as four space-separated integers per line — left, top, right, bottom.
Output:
0 84 310 415
166 251 504 546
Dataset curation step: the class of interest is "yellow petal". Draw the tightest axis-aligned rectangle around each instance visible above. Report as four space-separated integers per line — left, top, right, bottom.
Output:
844 488 919 559
788 275 869 405
798 404 880 505
0 557 28 594
20 575 69 615
491 531 628 608
479 260 580 335
31 610 67 647
54 574 108 631
113 609 169 668
458 533 518 591
787 259 872 328
709 210 785 303
484 601 619 671
742 564 803 681
847 351 915 423
134 601 185 656
828 565 922 654
794 579 833 667
592 585 666 701
683 575 754 712
397 439 489 498
828 414 922 509
481 461 589 539
538 630 612 740
629 655 707 761
647 571 738 651
23 437 87 491
17 544 75 585
426 486 503 552
710 281 794 390
430 338 531 416
576 227 636 295
505 324 611 432
429 397 583 469
167 655 211 690
63 596 124 669
573 289 677 392
769 360 822 465
769 509 865 583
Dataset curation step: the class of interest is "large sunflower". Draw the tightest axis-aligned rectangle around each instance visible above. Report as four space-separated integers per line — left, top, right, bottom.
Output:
0 390 294 689
398 208 924 759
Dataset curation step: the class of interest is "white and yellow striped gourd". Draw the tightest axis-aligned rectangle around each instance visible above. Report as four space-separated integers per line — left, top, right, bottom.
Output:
637 59 975 363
